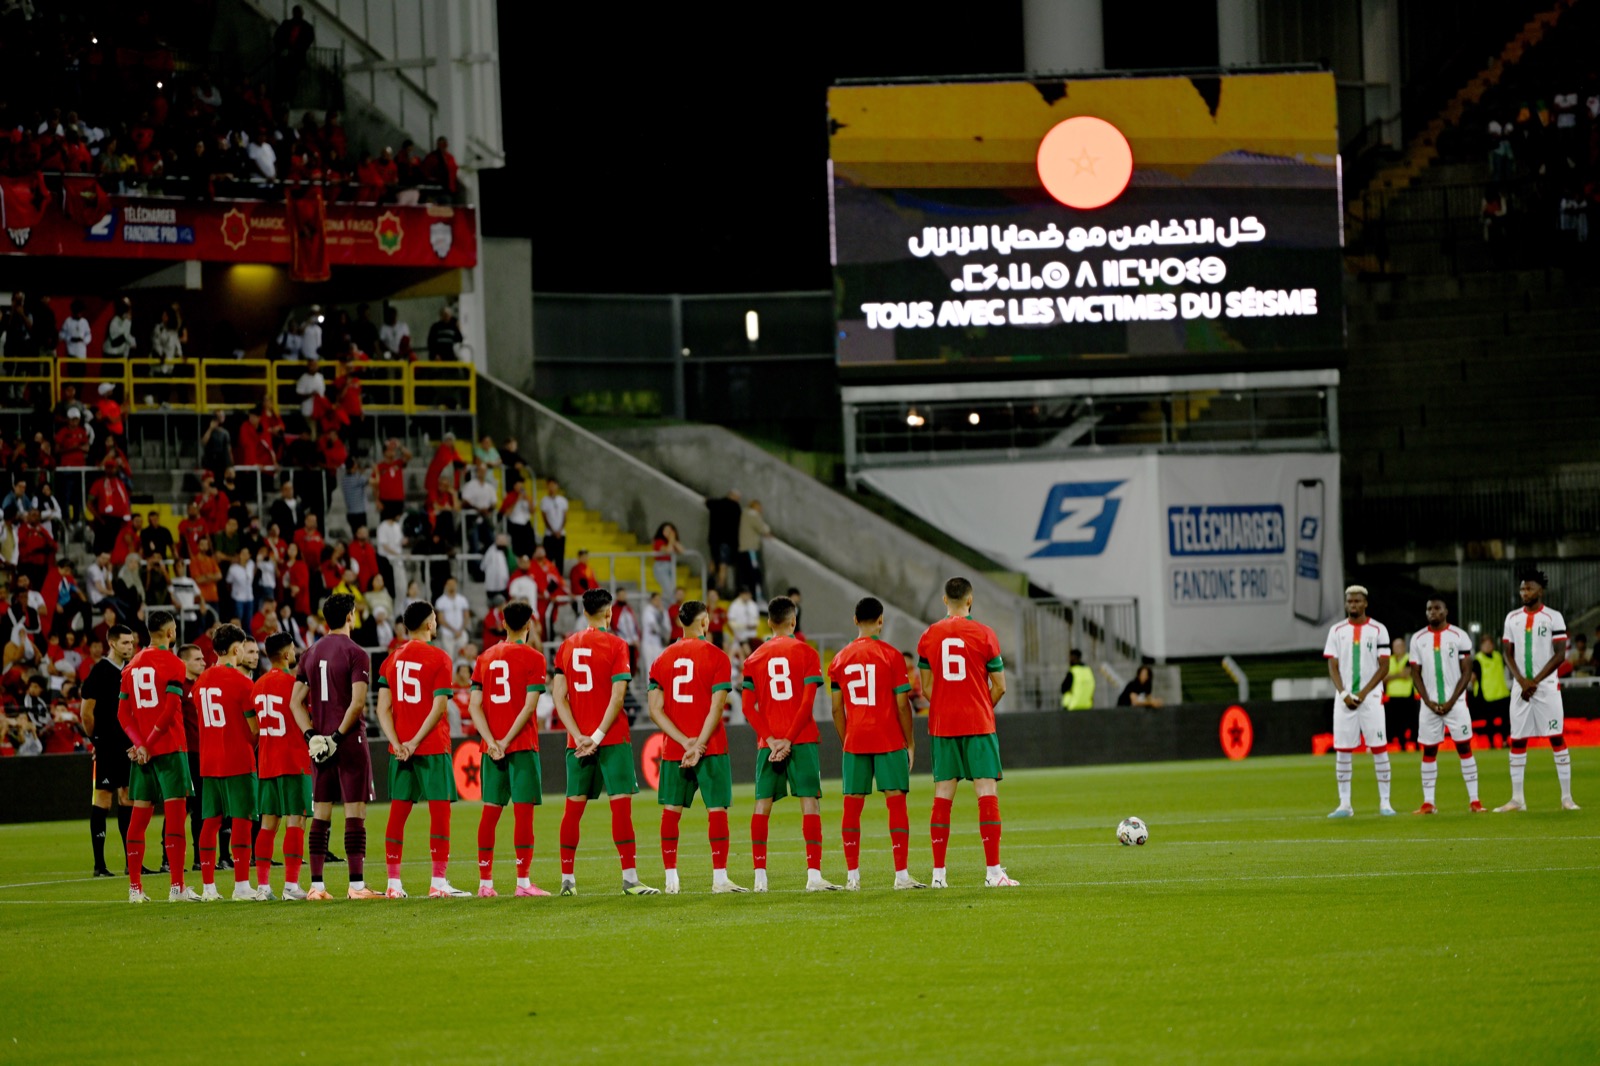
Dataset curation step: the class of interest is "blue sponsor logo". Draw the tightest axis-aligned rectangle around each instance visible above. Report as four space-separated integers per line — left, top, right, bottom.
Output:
85 208 116 241
1167 504 1285 557
1299 516 1319 540
1296 549 1320 580
1030 480 1124 558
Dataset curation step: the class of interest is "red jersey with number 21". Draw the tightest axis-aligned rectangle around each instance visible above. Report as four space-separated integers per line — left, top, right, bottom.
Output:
828 636 912 753
472 641 548 752
916 616 1003 738
380 640 455 756
649 638 732 760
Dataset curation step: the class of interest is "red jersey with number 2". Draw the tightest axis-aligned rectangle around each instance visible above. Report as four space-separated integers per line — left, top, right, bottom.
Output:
916 616 1003 738
649 638 732 760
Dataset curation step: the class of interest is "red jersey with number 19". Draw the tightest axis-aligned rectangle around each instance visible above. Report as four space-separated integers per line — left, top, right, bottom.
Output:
828 635 912 753
916 616 1003 738
379 640 455 756
472 641 548 752
741 635 823 748
195 664 258 777
254 668 311 778
117 647 189 756
649 637 732 760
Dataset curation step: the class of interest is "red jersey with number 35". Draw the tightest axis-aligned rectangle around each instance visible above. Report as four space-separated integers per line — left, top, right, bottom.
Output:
254 668 311 778
380 640 455 756
195 664 258 778
916 616 1003 738
118 647 189 756
828 636 912 753
472 641 548 752
554 627 632 749
649 637 732 760
741 635 822 748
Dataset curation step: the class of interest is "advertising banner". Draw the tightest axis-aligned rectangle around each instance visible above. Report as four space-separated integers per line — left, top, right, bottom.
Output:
860 451 1342 658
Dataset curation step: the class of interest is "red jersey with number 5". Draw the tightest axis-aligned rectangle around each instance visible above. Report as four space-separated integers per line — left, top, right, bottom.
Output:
195 664 258 777
254 668 311 778
916 617 1003 738
828 636 912 753
554 627 632 749
741 635 822 748
649 637 732 760
379 640 455 756
472 641 548 752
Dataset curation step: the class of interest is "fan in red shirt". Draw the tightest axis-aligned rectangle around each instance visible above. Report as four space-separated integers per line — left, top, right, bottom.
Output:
235 409 275 470
284 543 312 617
347 526 379 591
88 463 131 552
567 551 598 598
15 511 56 588
111 514 143 567
424 435 461 495
177 502 208 559
374 441 408 520
318 429 348 472
53 412 90 467
115 610 195 900
293 514 325 576
465 600 550 896
193 625 261 899
195 477 230 535
915 576 1015 888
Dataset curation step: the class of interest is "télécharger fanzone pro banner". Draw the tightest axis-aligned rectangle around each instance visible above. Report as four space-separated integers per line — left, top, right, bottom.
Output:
828 72 1342 365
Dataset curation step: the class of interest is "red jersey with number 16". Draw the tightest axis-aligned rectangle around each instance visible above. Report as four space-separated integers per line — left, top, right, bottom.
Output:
195 664 258 778
379 640 455 756
828 635 912 753
472 641 548 752
649 637 732 760
741 635 822 748
554 627 632 749
916 616 1003 738
254 668 311 778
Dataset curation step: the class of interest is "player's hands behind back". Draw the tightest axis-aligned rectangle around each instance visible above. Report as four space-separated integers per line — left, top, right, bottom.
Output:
309 734 339 763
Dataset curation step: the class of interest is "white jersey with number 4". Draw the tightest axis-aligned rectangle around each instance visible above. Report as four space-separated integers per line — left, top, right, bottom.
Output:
1502 606 1566 691
1323 618 1391 705
1408 625 1473 709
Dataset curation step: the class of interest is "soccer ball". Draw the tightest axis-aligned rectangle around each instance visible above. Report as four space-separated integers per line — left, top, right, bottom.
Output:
1116 817 1149 846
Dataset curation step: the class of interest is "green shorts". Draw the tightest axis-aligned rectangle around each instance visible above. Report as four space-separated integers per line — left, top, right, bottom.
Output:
658 753 732 810
482 748 543 806
842 749 912 795
931 733 1003 783
565 743 638 799
128 751 193 803
755 742 822 801
257 773 313 817
201 772 259 819
388 752 459 803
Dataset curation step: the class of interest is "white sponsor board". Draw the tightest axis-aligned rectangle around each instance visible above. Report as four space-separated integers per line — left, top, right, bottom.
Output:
860 453 1342 659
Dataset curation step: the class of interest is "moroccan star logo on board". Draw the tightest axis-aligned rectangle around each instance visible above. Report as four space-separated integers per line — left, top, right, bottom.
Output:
220 207 249 249
375 210 403 255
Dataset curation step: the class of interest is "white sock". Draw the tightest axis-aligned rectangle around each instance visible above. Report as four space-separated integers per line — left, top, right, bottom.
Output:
348 880 363 891
561 873 575 885
712 868 730 886
1335 752 1353 807
621 867 638 885
753 869 768 890
850 870 863 884
1554 748 1573 800
1510 751 1527 801
931 866 946 882
1460 756 1479 802
664 869 680 891
431 876 448 890
806 868 824 885
516 877 531 889
894 869 911 882
312 879 325 891
479 878 493 890
1421 759 1438 804
985 864 1003 879
1372 752 1392 806
387 877 403 891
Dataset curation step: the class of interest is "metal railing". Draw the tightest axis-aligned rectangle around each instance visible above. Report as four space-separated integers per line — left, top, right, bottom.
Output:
1456 560 1600 640
1344 470 1600 553
1018 597 1142 710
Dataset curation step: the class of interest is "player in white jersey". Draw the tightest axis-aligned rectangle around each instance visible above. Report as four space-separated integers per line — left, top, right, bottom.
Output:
1322 585 1395 817
1407 598 1482 814
1496 569 1578 812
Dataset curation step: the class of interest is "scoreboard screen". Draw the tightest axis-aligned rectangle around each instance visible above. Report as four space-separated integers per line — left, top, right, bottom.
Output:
828 72 1342 367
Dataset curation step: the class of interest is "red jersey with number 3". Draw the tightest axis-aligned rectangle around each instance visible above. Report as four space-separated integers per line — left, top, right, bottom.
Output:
828 636 912 753
741 635 822 748
554 627 632 749
118 647 189 756
472 641 548 752
916 616 1003 738
254 668 311 778
195 664 258 777
649 637 732 760
380 640 455 756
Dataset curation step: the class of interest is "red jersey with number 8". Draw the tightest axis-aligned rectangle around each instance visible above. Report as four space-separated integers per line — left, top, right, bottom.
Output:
648 637 732 760
916 616 1003 738
379 640 455 756
554 627 632 749
741 635 823 748
195 664 258 777
254 668 311 778
472 641 548 752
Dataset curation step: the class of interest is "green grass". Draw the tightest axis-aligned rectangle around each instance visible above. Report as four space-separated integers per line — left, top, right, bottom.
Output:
6 751 1599 1064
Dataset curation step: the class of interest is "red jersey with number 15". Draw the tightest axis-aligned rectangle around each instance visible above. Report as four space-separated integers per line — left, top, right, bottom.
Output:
472 640 548 752
741 635 822 748
195 664 258 778
828 635 912 753
554 627 632 749
649 637 732 760
254 668 311 778
118 646 189 756
916 616 1003 738
379 640 455 756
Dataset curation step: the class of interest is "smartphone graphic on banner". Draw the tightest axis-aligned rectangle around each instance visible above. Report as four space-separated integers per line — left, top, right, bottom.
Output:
1294 479 1324 624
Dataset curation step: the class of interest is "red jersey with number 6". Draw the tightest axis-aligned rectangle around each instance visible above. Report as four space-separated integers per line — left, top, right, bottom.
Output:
195 664 258 777
554 627 632 749
649 637 732 761
379 640 455 756
741 635 822 748
254 668 311 778
472 641 548 752
916 616 1003 738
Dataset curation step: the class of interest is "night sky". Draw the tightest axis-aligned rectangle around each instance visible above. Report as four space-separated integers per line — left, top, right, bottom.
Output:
480 4 1024 294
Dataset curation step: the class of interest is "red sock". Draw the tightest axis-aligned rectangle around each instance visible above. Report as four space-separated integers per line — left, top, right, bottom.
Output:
978 794 1002 867
512 803 535 880
255 828 275 887
428 801 452 879
930 796 953 869
284 825 304 884
610 796 637 872
478 805 503 881
841 795 865 871
163 799 189 888
559 799 582 876
385 800 413 879
750 812 770 871
127 805 153 891
708 809 730 872
199 815 221 886
231 818 253 885
660 808 681 870
886 792 910 873
802 812 823 873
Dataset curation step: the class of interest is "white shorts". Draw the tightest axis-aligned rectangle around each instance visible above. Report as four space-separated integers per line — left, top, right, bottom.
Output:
1417 698 1473 746
1510 686 1564 740
1333 694 1387 751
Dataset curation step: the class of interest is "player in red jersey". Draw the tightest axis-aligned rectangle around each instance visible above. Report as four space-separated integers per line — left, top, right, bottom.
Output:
193 625 262 901
254 633 312 900
742 595 839 892
551 587 659 896
915 577 1017 888
466 599 549 897
289 593 380 899
116 611 199 902
829 596 924 891
648 600 742 894
376 600 467 898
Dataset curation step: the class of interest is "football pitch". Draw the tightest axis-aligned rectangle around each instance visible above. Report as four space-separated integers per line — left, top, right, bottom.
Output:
6 751 1597 1064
